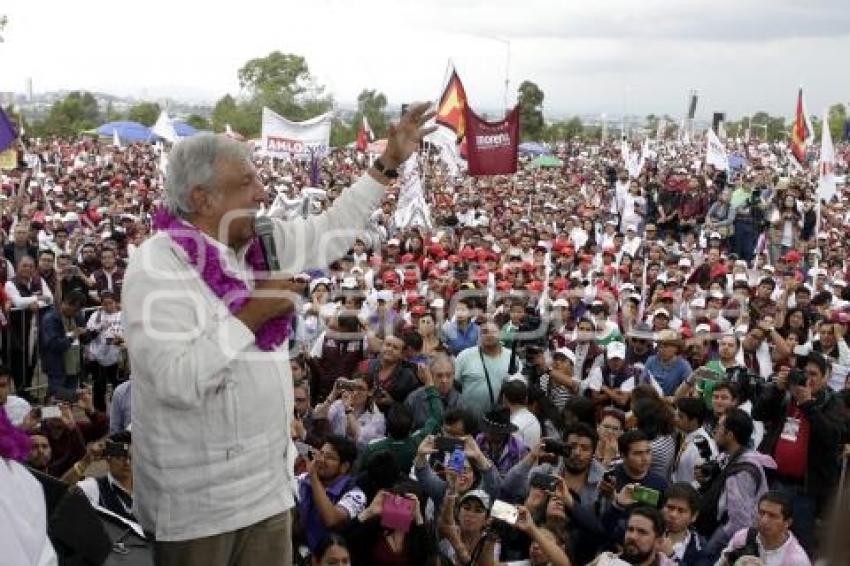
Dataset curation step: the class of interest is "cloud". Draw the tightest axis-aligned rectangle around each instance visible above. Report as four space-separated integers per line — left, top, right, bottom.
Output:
418 0 850 43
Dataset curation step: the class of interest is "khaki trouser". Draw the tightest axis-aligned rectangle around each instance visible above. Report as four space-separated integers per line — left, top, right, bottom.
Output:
153 510 292 566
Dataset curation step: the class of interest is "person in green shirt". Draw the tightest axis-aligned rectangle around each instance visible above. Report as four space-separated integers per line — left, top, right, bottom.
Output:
358 364 441 473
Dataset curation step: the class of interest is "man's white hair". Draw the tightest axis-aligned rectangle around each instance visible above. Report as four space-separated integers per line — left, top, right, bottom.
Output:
164 133 252 218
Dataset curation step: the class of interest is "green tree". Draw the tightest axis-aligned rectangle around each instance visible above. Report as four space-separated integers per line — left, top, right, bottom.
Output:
127 102 161 126
210 94 258 137
34 91 101 137
645 114 659 135
352 89 389 139
827 103 846 142
330 118 355 148
185 114 210 131
517 80 545 141
103 100 125 122
237 51 332 122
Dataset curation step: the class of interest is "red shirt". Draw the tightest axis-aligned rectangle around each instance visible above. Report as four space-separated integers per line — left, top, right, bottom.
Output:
773 402 810 481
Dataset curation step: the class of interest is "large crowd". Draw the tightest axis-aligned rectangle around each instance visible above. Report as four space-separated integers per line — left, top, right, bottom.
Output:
2 130 850 566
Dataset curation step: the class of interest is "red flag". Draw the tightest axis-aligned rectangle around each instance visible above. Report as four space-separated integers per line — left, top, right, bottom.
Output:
790 87 814 164
436 70 469 143
356 123 368 152
464 105 520 176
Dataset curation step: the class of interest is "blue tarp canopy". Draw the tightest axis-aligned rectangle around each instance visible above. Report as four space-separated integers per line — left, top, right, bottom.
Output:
519 142 549 156
172 121 199 137
96 121 153 142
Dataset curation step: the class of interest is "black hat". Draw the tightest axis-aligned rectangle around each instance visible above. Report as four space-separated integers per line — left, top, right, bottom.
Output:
481 407 518 435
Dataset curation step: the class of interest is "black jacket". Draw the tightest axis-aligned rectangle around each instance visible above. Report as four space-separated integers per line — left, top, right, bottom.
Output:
752 383 848 500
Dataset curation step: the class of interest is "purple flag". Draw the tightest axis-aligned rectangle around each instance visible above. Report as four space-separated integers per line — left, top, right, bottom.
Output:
0 107 18 152
309 152 321 187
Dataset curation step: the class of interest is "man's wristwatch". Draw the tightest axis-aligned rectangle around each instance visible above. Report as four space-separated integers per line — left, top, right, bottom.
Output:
372 157 399 179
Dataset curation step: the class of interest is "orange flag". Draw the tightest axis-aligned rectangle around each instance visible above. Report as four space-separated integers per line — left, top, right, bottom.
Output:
436 70 469 143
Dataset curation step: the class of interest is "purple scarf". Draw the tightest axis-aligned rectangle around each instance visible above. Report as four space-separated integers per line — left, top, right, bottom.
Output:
152 208 291 351
0 408 30 462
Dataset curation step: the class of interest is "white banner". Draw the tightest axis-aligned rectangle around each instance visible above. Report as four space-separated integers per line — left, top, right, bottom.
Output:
261 107 332 159
706 128 729 171
394 154 432 230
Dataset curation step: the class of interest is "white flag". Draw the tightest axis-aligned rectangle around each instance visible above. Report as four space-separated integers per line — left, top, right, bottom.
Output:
706 128 729 171
152 110 179 143
112 128 120 148
818 109 836 202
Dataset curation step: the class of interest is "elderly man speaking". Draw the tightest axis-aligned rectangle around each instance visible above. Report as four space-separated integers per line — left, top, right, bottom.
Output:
123 103 435 565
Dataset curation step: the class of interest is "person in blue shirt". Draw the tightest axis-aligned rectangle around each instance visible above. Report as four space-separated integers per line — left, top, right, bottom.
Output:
441 297 480 356
644 330 692 396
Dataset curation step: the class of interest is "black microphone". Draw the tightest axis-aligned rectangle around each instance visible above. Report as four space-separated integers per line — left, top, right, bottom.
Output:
254 216 280 271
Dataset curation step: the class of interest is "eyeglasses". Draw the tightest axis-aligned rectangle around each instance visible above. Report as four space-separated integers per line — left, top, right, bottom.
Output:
599 424 622 433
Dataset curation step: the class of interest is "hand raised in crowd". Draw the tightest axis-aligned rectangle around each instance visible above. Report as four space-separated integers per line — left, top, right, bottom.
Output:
615 483 638 508
598 472 616 499
416 435 437 458
525 486 548 515
358 489 387 522
59 403 77 429
379 102 437 170
553 476 575 511
76 388 94 413
513 505 538 534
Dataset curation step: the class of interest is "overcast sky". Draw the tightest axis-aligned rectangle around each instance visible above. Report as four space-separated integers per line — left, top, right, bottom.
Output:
2 0 848 120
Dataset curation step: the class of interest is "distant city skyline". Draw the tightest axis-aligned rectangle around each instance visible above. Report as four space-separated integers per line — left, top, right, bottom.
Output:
1 0 847 121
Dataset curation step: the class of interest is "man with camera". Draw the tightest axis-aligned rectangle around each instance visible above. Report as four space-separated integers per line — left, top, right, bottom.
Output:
693 408 770 564
75 431 135 523
752 352 846 555
716 491 810 566
503 423 607 513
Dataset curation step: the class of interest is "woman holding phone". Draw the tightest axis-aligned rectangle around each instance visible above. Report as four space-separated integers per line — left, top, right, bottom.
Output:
345 480 433 566
314 374 385 452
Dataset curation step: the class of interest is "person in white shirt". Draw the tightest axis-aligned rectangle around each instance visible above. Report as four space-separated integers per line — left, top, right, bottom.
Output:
502 379 541 449
0 370 31 426
672 397 717 485
5 256 54 398
123 106 435 566
0 409 57 566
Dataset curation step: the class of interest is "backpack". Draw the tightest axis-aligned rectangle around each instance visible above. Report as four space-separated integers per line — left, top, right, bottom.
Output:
693 457 763 538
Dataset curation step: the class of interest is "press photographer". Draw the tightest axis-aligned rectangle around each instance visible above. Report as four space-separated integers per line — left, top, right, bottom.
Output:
752 352 846 555
692 409 770 564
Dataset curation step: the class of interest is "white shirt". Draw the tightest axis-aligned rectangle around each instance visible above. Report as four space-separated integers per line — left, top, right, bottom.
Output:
672 427 717 485
77 472 134 518
124 174 385 541
510 407 541 448
0 459 57 566
4 278 54 309
2 395 32 426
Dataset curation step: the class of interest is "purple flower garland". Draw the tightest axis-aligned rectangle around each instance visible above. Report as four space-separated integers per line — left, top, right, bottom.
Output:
153 208 291 351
